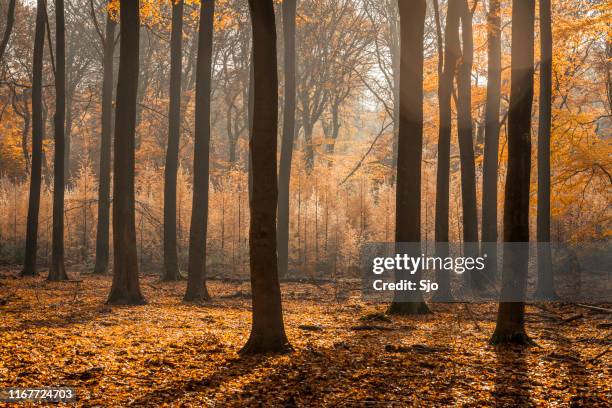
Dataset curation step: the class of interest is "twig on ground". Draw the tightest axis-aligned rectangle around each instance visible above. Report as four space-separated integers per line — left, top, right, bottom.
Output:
589 346 610 363
575 304 612 314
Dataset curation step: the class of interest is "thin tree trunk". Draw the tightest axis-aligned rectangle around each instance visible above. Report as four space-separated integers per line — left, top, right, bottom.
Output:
163 0 184 281
21 0 46 277
49 0 68 281
277 0 297 278
185 0 214 302
247 47 254 202
388 0 429 315
94 12 116 275
64 93 72 183
0 0 16 63
432 0 443 81
490 0 535 346
241 0 292 355
325 103 341 155
481 0 501 283
535 0 557 299
302 122 315 174
433 0 461 301
388 0 399 180
456 0 480 289
107 0 146 305
12 90 31 175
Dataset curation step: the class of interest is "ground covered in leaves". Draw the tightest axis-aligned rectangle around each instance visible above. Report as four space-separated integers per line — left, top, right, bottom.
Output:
0 267 610 407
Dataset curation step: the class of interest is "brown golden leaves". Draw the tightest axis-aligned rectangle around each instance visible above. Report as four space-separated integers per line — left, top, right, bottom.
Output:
0 269 610 406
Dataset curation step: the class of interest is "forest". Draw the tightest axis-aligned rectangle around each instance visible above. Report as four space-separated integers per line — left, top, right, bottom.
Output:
0 0 610 406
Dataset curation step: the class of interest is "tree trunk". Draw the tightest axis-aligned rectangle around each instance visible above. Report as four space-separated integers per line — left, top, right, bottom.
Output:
433 0 461 301
303 122 314 173
241 0 292 355
14 92 31 169
185 0 214 302
456 0 480 289
388 0 429 315
277 0 297 278
63 92 72 183
247 47 254 202
107 0 146 305
0 0 16 63
388 0 400 180
490 0 535 346
21 0 46 277
49 0 69 281
535 0 557 300
94 12 117 275
162 0 184 281
481 0 501 283
325 103 341 155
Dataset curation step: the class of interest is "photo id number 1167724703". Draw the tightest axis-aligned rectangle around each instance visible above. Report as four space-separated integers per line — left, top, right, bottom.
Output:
0 387 76 403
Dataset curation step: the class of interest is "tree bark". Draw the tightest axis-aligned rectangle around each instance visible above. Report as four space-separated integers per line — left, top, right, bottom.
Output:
163 0 184 281
535 0 557 300
433 0 461 301
481 0 501 283
107 0 146 305
94 11 117 275
325 103 341 155
388 0 429 315
490 0 535 346
63 93 73 182
277 0 297 278
49 0 69 281
456 0 480 289
247 46 254 202
21 0 46 277
388 0 400 180
241 0 292 355
303 122 314 173
12 90 31 169
185 0 214 302
0 0 16 63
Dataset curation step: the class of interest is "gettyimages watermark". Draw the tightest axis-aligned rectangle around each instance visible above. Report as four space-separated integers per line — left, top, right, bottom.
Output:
360 241 611 303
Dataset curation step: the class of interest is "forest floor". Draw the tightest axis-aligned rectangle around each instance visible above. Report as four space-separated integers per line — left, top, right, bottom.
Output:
0 267 610 407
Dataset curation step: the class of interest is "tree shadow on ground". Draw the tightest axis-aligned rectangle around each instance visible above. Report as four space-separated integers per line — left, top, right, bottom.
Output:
125 354 267 406
3 302 112 332
546 323 607 406
493 346 533 406
214 325 458 406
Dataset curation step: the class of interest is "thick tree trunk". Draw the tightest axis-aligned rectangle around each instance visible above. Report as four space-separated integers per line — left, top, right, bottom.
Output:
433 0 461 301
185 0 214 302
163 0 184 281
241 0 292 355
490 0 535 346
481 0 501 282
388 0 429 315
456 0 480 289
277 0 297 278
94 12 116 275
0 0 16 63
49 0 69 281
21 0 46 277
107 0 146 305
535 0 557 300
